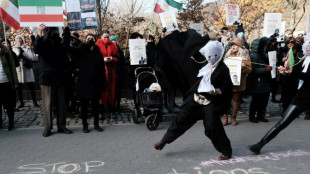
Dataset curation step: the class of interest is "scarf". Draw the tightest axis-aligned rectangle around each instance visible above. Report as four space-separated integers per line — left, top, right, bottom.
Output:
96 39 118 57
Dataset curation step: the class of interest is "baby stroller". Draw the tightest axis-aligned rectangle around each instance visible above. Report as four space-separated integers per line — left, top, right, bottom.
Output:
133 67 163 131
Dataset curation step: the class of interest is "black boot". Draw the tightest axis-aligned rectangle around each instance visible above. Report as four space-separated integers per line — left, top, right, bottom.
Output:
8 121 15 131
248 140 266 154
83 125 89 133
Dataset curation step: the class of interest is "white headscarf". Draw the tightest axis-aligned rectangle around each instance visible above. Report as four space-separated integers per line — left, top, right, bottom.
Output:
15 35 26 47
197 41 224 93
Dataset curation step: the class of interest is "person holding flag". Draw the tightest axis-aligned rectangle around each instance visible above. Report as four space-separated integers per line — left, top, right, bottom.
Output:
248 33 310 155
278 37 303 114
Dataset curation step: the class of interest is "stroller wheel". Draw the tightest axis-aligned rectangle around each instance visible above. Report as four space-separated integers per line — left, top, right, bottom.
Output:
145 114 159 131
132 109 140 124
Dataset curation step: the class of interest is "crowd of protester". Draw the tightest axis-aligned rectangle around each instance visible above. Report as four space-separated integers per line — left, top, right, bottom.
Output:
1 23 309 138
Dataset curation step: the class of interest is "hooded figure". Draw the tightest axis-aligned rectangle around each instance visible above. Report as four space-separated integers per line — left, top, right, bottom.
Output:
248 33 310 154
154 35 233 161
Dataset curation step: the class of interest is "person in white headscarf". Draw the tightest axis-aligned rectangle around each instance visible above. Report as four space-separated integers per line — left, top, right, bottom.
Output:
154 40 233 161
248 33 310 155
12 35 38 108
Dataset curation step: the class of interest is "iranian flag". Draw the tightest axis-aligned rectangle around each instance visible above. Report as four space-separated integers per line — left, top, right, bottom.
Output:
19 0 64 27
153 0 183 14
0 0 20 30
287 47 295 69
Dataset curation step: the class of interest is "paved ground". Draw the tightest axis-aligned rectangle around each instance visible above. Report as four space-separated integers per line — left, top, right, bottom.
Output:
1 96 309 174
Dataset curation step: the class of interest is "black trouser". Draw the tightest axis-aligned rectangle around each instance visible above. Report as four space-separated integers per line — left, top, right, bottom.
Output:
17 82 36 104
0 83 16 127
249 92 270 119
80 99 100 127
260 105 304 145
164 83 176 109
162 95 232 156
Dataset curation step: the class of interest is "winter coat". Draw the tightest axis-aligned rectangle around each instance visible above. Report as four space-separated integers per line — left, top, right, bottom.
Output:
291 58 310 110
96 39 119 106
198 61 233 115
34 35 70 86
12 44 35 83
74 45 107 99
225 48 252 92
0 48 18 88
246 37 271 94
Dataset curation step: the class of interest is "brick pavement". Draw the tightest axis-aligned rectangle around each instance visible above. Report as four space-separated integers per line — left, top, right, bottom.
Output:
1 95 304 130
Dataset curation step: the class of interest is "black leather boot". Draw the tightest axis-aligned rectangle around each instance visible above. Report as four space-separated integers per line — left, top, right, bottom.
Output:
248 140 266 154
248 105 302 155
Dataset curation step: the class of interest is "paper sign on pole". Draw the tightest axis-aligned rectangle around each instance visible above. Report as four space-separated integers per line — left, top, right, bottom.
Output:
268 51 277 79
225 4 240 26
159 12 178 32
190 23 204 35
224 57 242 86
263 13 282 38
19 0 64 27
306 14 310 34
66 0 98 30
129 39 147 65
278 22 286 42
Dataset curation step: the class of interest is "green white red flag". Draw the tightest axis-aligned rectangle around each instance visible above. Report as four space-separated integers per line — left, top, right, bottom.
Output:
19 0 64 27
153 0 182 14
287 47 295 69
0 0 20 30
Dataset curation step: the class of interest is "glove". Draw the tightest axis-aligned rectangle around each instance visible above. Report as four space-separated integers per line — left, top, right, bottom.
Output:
265 66 272 72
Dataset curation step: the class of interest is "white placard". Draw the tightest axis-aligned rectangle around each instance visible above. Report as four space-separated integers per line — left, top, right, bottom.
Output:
129 39 147 65
190 23 204 35
277 22 286 42
268 51 277 79
225 4 240 26
306 14 310 34
263 13 282 38
65 0 81 12
159 12 178 32
224 57 242 86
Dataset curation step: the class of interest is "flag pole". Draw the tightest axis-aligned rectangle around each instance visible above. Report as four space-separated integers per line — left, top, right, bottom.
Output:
2 21 7 47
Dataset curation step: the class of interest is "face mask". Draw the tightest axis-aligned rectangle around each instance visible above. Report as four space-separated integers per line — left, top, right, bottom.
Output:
103 38 110 45
281 43 285 47
87 40 95 46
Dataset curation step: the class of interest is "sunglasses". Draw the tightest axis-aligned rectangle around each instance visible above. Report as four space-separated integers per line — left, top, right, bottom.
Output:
287 41 295 44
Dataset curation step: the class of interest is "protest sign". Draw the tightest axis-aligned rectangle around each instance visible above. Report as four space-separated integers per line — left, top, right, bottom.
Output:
129 39 147 65
225 4 240 26
159 11 178 32
306 14 310 34
190 23 204 35
224 57 242 86
263 13 282 38
19 0 64 27
65 0 98 30
277 22 286 42
268 51 277 79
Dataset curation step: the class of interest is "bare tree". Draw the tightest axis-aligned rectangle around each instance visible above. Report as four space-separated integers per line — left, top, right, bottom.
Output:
96 0 110 36
285 0 308 31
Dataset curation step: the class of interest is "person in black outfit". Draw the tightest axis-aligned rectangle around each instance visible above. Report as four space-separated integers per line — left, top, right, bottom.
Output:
34 24 72 137
278 37 303 114
110 36 125 112
71 33 107 133
0 44 18 131
248 45 310 154
154 40 233 161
